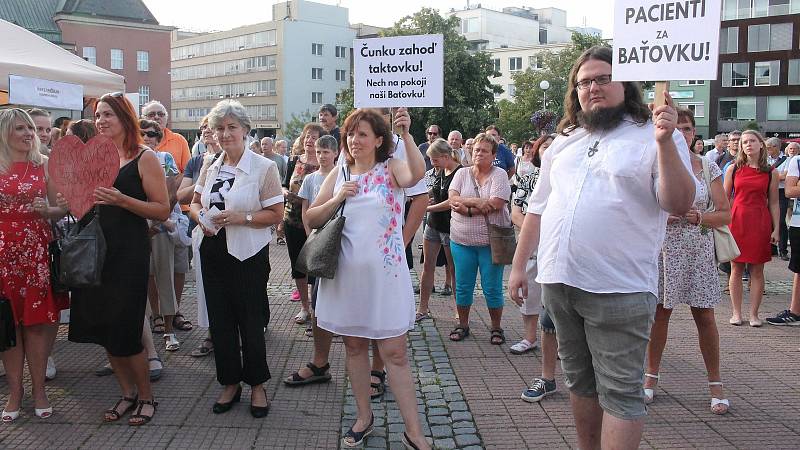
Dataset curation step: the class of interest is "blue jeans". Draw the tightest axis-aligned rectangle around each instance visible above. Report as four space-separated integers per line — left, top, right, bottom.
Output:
449 241 505 309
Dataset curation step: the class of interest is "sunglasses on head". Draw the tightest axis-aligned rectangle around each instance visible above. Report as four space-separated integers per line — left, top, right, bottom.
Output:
141 131 161 138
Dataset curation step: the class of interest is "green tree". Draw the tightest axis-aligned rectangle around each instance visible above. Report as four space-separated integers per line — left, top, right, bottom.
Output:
282 110 314 142
336 8 501 141
497 33 609 144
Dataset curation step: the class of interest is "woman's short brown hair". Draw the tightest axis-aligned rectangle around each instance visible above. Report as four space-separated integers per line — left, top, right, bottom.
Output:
472 133 498 155
68 119 97 143
341 109 394 165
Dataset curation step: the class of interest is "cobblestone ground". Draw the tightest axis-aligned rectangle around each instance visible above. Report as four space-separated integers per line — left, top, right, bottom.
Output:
0 234 798 449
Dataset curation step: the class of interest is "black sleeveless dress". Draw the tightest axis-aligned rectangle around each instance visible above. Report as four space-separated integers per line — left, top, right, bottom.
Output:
68 150 150 357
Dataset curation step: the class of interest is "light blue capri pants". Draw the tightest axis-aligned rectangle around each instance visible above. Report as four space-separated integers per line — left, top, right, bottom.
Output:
449 241 505 309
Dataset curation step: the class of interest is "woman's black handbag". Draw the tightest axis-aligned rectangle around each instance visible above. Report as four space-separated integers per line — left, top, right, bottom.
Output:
49 216 75 294
296 167 348 279
0 294 17 351
59 208 107 288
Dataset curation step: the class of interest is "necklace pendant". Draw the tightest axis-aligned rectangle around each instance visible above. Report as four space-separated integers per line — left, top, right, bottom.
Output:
587 140 600 158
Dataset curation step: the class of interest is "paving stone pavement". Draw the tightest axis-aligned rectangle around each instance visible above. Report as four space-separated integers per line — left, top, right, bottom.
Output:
1 233 799 449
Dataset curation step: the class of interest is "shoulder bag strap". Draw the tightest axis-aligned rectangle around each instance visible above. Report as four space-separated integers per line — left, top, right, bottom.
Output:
701 156 714 213
468 168 500 230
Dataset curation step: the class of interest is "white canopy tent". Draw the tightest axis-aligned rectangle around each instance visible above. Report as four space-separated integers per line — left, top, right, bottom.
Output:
0 19 124 99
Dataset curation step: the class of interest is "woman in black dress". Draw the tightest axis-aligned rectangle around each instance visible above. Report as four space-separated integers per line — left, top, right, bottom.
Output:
61 93 170 425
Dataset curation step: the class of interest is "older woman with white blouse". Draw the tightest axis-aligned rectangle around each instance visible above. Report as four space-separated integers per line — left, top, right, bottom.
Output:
190 100 284 418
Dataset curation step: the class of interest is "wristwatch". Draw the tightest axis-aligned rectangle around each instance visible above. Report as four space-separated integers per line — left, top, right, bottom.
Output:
245 212 253 224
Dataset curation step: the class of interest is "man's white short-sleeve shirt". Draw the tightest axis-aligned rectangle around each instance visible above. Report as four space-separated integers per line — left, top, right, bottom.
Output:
527 119 694 296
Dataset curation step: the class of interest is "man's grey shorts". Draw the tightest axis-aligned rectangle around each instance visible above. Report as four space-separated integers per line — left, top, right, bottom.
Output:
423 225 450 246
174 245 189 274
542 283 656 420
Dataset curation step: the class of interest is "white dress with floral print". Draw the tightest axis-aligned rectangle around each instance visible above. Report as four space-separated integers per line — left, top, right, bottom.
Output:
316 161 415 339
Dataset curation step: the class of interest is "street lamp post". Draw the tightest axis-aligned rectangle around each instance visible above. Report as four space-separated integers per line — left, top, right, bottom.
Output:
539 80 551 111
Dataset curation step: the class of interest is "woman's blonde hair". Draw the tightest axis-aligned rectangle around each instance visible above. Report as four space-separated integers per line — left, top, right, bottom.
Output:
426 138 458 163
735 130 771 172
0 108 43 174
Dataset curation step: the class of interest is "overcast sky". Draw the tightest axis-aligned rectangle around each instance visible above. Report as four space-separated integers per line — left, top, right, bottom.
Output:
142 0 613 37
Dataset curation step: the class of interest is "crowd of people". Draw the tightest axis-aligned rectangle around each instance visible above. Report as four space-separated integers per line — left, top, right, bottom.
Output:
1 45 798 449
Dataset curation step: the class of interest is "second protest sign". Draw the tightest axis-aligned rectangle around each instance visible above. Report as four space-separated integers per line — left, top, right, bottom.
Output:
353 34 444 108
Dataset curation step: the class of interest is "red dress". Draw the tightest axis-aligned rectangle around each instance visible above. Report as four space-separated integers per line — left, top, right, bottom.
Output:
730 165 772 264
0 162 67 325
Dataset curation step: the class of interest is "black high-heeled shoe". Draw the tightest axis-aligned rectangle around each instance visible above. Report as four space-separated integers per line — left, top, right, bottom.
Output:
342 413 374 447
212 385 241 414
250 387 270 418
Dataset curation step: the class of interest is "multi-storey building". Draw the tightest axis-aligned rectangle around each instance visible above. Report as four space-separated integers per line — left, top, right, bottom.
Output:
487 44 570 102
169 0 354 138
447 5 580 51
710 1 800 138
0 0 172 118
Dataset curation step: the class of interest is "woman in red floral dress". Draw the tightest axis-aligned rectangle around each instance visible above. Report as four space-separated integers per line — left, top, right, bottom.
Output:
0 109 67 422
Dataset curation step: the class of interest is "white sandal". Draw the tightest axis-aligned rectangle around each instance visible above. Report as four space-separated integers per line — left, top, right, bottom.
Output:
644 373 659 404
708 381 730 415
294 309 310 325
164 333 180 352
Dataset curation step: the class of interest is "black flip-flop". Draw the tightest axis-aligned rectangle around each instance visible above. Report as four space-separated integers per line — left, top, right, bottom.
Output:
449 326 470 341
172 314 193 331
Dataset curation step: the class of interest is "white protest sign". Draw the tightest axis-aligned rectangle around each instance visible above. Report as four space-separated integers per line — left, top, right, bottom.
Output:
354 34 444 108
612 0 722 82
8 74 84 110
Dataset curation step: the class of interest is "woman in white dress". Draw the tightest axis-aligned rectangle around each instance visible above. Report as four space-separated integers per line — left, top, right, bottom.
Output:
309 108 429 449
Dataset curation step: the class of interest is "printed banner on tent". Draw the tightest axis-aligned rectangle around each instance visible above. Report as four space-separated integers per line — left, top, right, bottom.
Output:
353 34 444 108
8 74 84 110
612 1 722 82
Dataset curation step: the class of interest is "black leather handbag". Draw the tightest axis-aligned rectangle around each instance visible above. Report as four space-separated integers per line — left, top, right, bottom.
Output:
59 208 107 288
296 167 348 279
0 293 17 351
48 216 75 294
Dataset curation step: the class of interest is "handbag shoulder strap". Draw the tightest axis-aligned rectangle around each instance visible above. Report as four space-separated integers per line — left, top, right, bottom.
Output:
701 156 714 213
468 168 508 229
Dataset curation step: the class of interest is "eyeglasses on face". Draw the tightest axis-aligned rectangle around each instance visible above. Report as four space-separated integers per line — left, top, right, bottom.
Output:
427 131 439 135
141 130 161 138
575 74 613 90
145 111 166 118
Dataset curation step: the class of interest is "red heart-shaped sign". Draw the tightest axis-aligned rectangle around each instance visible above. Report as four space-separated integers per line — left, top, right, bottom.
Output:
49 135 120 219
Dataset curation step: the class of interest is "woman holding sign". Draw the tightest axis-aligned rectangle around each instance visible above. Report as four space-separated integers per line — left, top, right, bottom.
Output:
63 93 170 426
0 108 68 422
310 108 428 449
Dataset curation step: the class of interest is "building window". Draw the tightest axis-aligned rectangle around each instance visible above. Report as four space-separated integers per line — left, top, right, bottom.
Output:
312 92 323 104
509 57 522 72
492 59 501 75
789 60 800 85
312 68 323 80
171 29 277 61
719 97 756 120
529 55 543 69
335 70 347 82
137 51 149 72
754 60 780 86
679 102 705 118
335 46 347 58
539 28 548 45
110 49 123 70
720 27 739 54
138 86 150 109
723 0 751 20
681 80 705 85
508 84 516 97
82 46 96 65
722 62 750 87
461 17 479 33
312 43 323 56
748 23 792 52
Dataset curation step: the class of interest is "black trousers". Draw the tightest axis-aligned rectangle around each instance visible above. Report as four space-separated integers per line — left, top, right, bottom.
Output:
779 188 789 254
200 231 271 386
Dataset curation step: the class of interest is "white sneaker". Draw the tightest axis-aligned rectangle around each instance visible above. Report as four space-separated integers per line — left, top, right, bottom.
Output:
45 357 56 381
